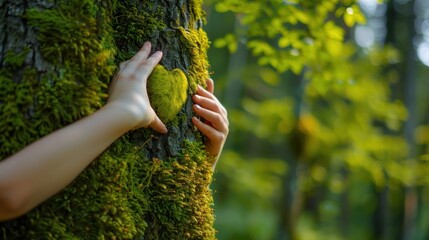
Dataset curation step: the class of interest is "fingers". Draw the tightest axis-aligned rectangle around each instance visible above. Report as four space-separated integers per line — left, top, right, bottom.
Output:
135 51 163 81
108 60 129 97
130 42 151 64
119 60 129 70
122 42 163 81
194 85 228 117
206 78 214 94
149 114 168 133
193 80 228 132
193 104 228 133
192 79 228 160
192 117 225 143
196 85 216 101
192 94 227 121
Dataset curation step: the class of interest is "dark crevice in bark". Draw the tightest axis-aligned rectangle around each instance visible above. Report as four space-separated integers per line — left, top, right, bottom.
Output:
0 0 8 68
1 0 58 121
22 0 28 39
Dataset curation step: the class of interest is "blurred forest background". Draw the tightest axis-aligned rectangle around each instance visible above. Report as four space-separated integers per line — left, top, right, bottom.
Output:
202 0 429 239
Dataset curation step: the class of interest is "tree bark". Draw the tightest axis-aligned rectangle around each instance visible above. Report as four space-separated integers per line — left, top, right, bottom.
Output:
0 0 215 239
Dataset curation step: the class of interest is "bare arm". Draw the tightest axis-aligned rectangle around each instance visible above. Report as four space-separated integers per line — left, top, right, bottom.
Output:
0 42 166 221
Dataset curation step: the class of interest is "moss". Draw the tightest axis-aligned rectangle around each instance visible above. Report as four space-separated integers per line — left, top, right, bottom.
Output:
113 1 165 63
189 0 206 26
26 1 114 70
177 27 211 93
3 47 31 69
1 0 216 239
0 0 131 238
147 65 188 123
0 68 38 157
142 140 215 239
20 139 152 239
25 0 115 115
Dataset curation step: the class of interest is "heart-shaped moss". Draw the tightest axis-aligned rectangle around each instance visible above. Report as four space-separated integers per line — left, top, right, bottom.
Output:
147 65 188 123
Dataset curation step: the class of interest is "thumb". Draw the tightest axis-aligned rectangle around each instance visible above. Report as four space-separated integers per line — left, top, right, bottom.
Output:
149 115 168 133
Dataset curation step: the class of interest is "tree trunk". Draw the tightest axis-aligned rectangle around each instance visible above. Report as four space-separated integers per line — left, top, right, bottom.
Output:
384 1 418 239
0 0 215 239
276 73 306 240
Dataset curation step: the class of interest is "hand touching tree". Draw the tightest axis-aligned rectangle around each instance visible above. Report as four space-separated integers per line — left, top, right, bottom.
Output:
192 79 229 168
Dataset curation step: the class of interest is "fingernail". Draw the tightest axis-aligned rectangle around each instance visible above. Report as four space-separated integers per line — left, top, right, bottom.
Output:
195 104 202 110
143 42 150 48
154 51 163 57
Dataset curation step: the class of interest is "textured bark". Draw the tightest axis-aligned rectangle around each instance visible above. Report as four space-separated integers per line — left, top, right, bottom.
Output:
0 1 63 161
0 0 214 239
0 0 53 89
125 0 205 170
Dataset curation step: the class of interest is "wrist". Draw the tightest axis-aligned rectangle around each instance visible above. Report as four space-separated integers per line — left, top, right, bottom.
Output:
102 102 140 132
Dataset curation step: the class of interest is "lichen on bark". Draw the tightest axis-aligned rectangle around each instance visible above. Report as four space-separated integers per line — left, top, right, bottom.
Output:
0 0 216 239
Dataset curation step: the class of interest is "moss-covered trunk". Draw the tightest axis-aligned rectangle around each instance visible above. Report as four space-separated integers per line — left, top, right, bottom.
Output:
0 0 215 239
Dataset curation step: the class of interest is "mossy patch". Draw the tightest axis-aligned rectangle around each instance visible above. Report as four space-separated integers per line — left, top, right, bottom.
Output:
147 65 188 123
0 0 216 239
177 27 211 93
113 1 165 63
141 140 215 239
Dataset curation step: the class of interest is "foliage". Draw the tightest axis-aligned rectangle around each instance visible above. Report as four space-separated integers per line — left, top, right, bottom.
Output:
212 0 409 184
230 97 295 142
214 0 366 76
214 151 286 240
205 0 422 239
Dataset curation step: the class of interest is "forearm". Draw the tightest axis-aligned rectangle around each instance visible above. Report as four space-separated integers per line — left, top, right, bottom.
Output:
0 104 133 220
0 43 165 221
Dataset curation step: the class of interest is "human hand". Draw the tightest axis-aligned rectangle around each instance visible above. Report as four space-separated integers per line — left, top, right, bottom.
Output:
107 42 167 133
192 79 229 167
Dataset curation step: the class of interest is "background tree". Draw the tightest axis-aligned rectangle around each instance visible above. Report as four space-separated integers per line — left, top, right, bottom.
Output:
0 0 216 239
204 0 429 239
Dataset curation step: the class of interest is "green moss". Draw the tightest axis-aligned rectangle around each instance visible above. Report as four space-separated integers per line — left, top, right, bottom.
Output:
0 0 130 238
22 139 151 239
177 27 211 93
189 0 206 26
1 0 216 239
26 1 114 69
0 68 38 156
26 0 115 114
147 65 188 123
3 47 31 69
113 1 165 63
142 140 215 239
